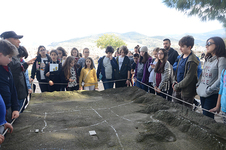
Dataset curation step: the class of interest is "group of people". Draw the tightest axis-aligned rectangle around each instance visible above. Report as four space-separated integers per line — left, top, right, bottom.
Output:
0 30 226 145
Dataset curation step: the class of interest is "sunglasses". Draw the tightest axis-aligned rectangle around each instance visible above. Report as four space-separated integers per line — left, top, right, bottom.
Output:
206 42 215 47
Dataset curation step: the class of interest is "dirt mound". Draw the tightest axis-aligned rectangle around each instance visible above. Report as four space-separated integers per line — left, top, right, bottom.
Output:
1 87 226 150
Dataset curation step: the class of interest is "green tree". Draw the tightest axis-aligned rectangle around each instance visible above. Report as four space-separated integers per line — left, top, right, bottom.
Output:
163 0 226 27
96 34 127 50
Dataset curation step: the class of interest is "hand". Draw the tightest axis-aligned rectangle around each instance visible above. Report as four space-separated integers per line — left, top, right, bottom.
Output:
109 55 113 60
12 111 19 119
172 82 178 88
62 56 67 60
49 80 54 86
46 72 50 77
69 79 74 82
209 107 221 114
134 77 137 82
29 78 34 82
79 87 83 90
126 80 130 86
28 89 32 94
26 58 36 65
95 88 98 90
4 122 13 133
0 135 4 144
151 64 155 69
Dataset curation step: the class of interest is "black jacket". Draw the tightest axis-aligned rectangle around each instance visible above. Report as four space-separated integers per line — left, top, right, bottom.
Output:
60 66 79 88
31 54 51 81
8 56 28 100
44 61 62 84
168 48 179 66
115 56 131 79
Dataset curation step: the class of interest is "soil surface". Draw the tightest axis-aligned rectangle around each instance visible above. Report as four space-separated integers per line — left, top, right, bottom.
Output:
1 87 226 150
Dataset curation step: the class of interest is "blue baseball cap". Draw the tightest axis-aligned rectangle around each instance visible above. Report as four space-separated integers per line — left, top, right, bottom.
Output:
0 31 23 39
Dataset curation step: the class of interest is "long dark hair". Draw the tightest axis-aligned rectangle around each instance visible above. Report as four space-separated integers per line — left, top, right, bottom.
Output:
139 52 151 64
62 56 76 80
56 46 67 57
85 57 94 69
154 48 168 73
205 36 226 60
71 47 79 58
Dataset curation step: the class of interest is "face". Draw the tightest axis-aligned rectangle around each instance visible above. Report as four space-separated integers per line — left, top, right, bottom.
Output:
83 49 89 58
158 50 164 60
72 50 78 57
140 51 145 57
180 45 191 54
57 50 63 58
7 38 21 48
50 52 58 62
134 48 139 54
206 39 216 54
86 59 91 67
0 53 12 66
70 60 75 67
106 52 113 58
39 47 46 57
120 50 125 57
133 57 139 63
153 51 158 59
163 41 170 50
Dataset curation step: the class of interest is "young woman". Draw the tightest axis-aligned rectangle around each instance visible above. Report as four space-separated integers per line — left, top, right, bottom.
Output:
148 47 159 94
71 47 81 75
153 48 173 99
97 46 118 90
196 37 226 119
134 46 152 92
60 56 79 91
134 45 140 54
44 50 62 92
57 46 67 65
79 57 98 91
30 45 51 92
115 45 131 88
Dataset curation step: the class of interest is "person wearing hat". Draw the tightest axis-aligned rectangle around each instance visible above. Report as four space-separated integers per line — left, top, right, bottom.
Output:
0 31 36 113
134 46 152 92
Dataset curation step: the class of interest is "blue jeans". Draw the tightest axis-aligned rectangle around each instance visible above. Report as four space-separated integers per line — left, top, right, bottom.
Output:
200 94 218 119
135 78 148 92
102 79 114 90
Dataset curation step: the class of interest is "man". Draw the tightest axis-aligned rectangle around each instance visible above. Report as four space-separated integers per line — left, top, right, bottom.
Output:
0 31 35 113
163 38 179 66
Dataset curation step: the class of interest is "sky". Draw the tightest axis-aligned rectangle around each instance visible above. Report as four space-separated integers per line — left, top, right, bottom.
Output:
0 0 224 46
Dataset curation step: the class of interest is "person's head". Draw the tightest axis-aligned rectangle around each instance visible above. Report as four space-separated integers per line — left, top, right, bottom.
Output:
105 46 114 57
0 31 23 48
50 50 58 62
153 47 160 59
85 57 94 69
163 38 171 50
127 51 133 57
201 53 205 59
178 35 194 54
119 45 128 57
134 45 140 54
139 46 151 64
133 53 139 64
0 40 18 66
18 46 28 59
83 48 90 58
37 45 46 57
155 48 168 73
63 56 75 68
71 47 79 57
205 36 226 59
62 56 76 80
56 46 67 59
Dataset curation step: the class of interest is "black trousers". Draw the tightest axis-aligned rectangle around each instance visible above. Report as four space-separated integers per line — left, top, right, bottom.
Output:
115 80 127 88
66 85 79 91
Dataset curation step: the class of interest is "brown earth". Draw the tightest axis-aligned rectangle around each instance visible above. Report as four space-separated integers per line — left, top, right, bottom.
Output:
1 87 226 150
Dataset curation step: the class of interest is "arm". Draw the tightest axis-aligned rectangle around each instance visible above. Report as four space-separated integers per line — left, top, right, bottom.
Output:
30 59 37 80
206 58 226 94
110 58 118 69
173 55 180 72
44 64 50 82
79 68 84 88
97 58 102 79
25 70 31 90
93 69 98 88
174 62 198 91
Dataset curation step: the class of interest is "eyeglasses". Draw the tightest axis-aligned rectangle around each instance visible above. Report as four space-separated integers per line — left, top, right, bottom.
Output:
206 42 215 47
158 53 164 55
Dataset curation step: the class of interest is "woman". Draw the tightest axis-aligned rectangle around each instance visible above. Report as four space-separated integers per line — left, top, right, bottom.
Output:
30 45 51 92
134 46 152 92
196 37 226 119
153 48 173 99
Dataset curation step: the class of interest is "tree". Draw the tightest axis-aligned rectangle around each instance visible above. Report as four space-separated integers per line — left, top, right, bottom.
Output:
163 0 226 27
96 34 127 50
